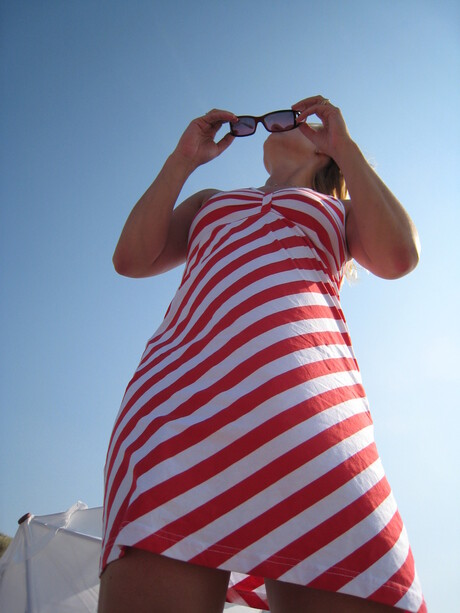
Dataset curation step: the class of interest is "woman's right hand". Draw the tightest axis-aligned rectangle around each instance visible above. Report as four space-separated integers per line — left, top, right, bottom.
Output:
112 109 237 278
172 109 237 169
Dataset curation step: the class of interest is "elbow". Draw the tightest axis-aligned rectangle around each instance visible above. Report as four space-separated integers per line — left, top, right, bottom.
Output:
112 249 146 278
112 251 133 276
405 243 421 274
112 234 166 277
112 247 160 278
381 241 421 280
390 253 419 279
385 222 421 279
396 232 421 277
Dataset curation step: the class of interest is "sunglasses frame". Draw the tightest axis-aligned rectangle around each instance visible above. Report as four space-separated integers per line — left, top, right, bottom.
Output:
229 109 301 137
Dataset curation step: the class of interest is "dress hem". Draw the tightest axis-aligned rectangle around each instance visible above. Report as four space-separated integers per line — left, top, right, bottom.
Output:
102 523 426 612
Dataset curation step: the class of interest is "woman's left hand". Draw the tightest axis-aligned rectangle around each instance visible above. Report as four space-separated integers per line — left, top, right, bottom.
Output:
292 95 353 161
293 95 421 279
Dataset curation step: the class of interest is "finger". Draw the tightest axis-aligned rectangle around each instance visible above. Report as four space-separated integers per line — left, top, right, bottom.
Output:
214 132 235 156
207 120 226 140
295 102 334 124
203 109 238 125
199 110 238 139
292 94 329 111
297 123 331 157
297 122 325 147
298 122 321 139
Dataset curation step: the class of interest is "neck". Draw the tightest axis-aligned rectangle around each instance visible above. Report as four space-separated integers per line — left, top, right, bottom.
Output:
265 160 319 190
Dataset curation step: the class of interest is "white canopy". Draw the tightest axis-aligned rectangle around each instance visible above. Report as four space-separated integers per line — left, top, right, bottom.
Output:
0 502 101 612
0 502 262 612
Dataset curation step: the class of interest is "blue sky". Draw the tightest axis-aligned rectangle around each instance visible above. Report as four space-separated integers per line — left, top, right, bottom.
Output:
1 1 459 609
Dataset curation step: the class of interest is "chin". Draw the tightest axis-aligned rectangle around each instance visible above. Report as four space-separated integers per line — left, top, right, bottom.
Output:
264 130 317 166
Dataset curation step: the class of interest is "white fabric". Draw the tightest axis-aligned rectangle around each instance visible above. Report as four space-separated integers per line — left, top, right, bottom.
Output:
0 502 101 613
0 502 262 612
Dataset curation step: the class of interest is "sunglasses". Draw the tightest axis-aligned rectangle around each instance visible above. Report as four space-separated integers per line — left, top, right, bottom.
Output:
229 109 300 137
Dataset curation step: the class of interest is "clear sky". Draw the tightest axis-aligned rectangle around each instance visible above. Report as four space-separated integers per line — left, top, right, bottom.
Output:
1 1 459 609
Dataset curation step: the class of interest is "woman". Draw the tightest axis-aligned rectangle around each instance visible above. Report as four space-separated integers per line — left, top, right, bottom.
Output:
98 95 426 612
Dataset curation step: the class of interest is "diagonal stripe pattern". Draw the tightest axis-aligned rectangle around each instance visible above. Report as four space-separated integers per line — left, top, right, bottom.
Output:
100 188 426 612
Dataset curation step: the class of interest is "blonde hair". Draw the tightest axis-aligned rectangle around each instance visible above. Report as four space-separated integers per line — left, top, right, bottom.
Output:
313 158 348 200
312 157 358 282
306 123 348 200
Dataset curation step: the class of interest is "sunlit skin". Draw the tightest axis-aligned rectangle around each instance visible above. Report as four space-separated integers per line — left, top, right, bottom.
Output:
112 97 419 281
261 126 331 191
103 96 419 612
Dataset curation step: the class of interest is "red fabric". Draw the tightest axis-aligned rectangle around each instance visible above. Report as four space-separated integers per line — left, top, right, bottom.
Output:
101 188 426 611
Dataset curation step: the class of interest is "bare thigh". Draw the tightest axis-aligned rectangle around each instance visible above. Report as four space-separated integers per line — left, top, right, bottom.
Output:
98 547 230 613
265 578 397 613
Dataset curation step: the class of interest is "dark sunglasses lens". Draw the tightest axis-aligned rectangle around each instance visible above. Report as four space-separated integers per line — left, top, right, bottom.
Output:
264 111 296 132
231 116 256 136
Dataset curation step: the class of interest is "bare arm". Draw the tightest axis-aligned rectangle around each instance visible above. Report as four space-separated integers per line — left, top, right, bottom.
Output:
338 142 420 279
293 96 420 279
113 109 236 278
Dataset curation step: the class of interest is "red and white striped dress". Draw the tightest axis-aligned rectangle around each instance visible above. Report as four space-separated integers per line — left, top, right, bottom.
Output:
101 188 426 612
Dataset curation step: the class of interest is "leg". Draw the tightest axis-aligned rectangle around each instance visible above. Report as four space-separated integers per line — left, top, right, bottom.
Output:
98 547 230 613
265 578 397 613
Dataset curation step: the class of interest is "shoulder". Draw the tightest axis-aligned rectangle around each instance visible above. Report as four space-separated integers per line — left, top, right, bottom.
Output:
197 188 221 206
185 188 221 213
342 198 352 216
197 188 221 200
174 188 220 219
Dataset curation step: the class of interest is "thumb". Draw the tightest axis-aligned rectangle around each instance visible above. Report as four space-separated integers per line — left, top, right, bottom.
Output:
215 132 235 156
298 122 320 142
